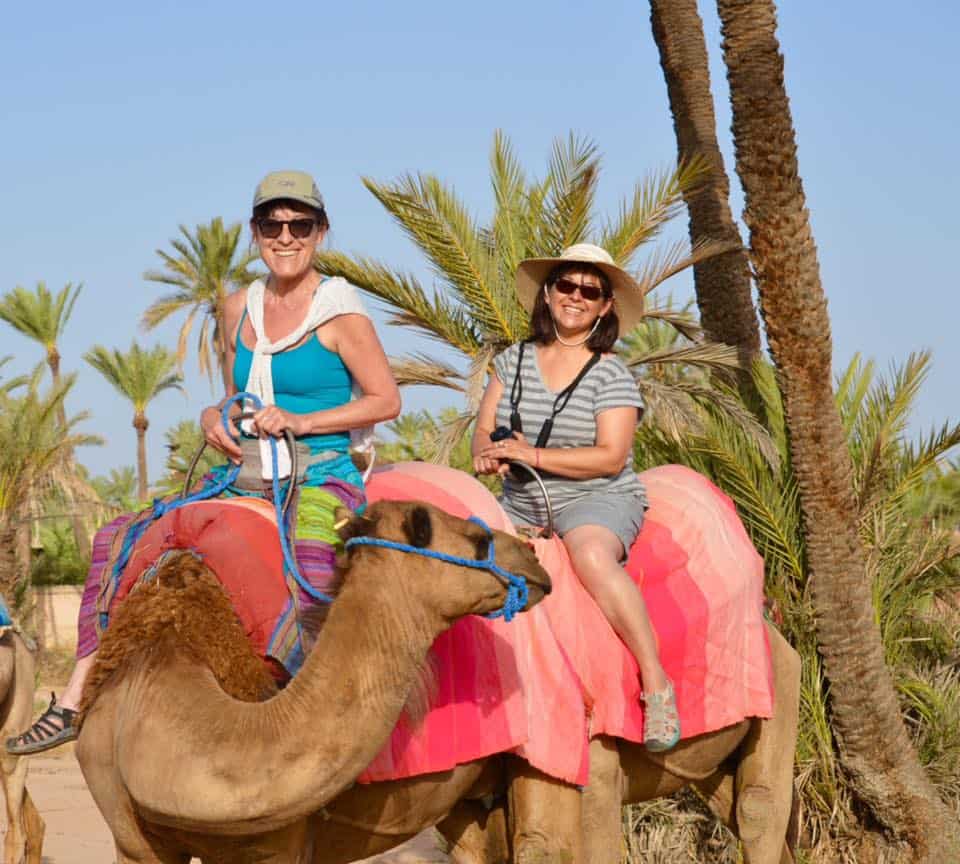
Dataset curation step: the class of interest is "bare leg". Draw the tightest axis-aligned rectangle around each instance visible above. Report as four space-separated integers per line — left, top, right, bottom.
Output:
58 651 98 710
6 651 97 754
562 524 668 693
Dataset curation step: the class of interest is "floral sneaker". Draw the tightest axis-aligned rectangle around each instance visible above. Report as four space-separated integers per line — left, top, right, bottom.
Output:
642 680 681 753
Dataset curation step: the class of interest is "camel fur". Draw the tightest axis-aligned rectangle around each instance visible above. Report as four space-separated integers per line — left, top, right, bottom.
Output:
0 629 45 864
75 500 551 864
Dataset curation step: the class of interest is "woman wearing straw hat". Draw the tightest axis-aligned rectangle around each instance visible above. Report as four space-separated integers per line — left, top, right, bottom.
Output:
472 243 679 751
7 170 401 755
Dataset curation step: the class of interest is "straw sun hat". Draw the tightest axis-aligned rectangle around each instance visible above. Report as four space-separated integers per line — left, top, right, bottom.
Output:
515 243 645 336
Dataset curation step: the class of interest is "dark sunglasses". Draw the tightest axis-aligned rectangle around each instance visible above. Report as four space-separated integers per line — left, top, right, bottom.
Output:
550 277 608 302
256 218 318 240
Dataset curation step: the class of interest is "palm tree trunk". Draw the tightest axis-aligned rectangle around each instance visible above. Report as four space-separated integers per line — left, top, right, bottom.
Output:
47 347 92 561
715 0 960 856
216 294 231 393
134 413 149 503
649 0 760 366
0 520 18 605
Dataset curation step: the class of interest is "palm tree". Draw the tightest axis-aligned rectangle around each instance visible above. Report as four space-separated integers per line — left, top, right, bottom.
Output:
143 217 260 390
0 370 100 602
648 0 759 366
0 281 80 382
0 281 94 559
83 343 184 502
633 353 960 859
715 0 960 855
317 132 741 455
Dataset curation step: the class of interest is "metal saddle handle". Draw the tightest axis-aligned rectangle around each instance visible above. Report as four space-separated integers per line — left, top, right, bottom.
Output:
506 460 554 539
181 411 299 519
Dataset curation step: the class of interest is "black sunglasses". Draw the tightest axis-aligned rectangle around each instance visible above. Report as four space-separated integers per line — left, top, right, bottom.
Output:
550 277 608 302
256 218 318 240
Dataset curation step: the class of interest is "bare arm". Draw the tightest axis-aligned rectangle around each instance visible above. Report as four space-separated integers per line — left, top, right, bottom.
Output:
472 376 504 474
254 314 401 437
477 405 638 480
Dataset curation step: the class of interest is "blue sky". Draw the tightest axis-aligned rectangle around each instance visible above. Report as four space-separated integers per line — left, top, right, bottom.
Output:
1 1 957 482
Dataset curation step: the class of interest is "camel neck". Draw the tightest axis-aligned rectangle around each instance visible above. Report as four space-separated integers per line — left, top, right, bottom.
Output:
123 557 441 833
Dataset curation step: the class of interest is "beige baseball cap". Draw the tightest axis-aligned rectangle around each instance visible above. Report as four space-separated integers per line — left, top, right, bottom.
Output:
252 170 325 211
516 243 645 336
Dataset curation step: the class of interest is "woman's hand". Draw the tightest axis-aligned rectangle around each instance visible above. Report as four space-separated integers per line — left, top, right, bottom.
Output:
473 452 502 475
478 432 537 476
251 405 306 438
200 405 242 461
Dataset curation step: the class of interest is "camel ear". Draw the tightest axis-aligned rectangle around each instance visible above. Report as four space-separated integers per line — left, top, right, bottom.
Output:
335 507 374 542
403 505 433 549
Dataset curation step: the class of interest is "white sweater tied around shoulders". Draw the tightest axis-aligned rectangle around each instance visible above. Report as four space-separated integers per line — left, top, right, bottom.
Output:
240 277 374 479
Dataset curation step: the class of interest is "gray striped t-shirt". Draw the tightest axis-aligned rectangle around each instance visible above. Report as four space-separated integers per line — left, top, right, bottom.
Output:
493 342 648 524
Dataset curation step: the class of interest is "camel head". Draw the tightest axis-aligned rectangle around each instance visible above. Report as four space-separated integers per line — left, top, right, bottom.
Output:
337 501 551 622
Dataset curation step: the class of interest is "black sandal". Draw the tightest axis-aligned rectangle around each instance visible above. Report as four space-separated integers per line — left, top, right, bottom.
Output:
6 693 77 755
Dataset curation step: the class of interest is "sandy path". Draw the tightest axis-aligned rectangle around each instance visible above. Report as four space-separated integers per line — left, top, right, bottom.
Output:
3 745 448 864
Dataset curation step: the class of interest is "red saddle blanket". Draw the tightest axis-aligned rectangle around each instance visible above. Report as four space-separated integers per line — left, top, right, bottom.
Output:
111 463 774 785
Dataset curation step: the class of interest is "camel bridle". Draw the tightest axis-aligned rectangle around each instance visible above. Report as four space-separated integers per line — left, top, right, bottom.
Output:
344 516 530 622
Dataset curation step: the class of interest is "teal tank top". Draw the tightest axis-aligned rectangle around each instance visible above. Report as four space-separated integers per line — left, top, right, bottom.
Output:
233 311 353 454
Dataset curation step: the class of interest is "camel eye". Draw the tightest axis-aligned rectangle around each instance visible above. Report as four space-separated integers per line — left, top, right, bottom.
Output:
473 535 490 560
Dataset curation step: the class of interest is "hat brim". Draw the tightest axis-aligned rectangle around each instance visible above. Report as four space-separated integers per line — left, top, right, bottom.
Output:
253 193 325 213
516 257 645 337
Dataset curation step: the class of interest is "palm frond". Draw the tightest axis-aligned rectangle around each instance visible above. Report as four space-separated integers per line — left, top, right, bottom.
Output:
601 158 710 265
624 340 741 372
633 238 741 297
539 133 600 254
389 355 466 391
316 251 482 355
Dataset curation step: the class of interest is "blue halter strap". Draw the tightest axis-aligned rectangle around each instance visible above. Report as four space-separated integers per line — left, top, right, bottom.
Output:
343 516 529 622
101 391 331 631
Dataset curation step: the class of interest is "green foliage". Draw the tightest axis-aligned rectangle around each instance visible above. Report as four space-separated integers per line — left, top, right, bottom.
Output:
91 466 139 513
154 420 227 496
0 281 81 361
632 352 960 859
379 408 499 492
317 133 739 459
0 369 101 519
143 217 261 384
83 342 184 415
31 521 86 586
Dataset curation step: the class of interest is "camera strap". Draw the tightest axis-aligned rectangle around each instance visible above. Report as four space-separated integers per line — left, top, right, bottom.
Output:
508 341 601 449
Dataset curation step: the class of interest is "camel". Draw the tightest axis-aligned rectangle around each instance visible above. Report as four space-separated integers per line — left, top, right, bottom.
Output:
0 628 45 864
303 618 800 864
74 499 552 864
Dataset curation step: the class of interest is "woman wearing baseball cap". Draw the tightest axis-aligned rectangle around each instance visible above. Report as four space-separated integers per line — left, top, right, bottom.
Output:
7 171 401 755
471 243 679 751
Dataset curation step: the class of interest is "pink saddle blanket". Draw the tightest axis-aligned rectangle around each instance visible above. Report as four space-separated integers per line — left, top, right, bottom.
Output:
359 462 774 785
109 462 774 786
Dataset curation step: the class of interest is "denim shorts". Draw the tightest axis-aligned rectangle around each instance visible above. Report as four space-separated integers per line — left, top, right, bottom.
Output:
502 490 646 560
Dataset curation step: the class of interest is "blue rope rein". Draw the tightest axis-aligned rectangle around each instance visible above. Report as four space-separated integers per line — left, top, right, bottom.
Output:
344 516 529 622
101 391 331 631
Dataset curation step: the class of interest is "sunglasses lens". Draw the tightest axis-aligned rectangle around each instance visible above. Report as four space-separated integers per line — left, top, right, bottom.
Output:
257 218 317 239
289 219 316 239
553 278 604 301
258 219 283 238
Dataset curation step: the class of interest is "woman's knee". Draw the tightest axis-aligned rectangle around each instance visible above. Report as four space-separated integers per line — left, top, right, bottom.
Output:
563 532 620 577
